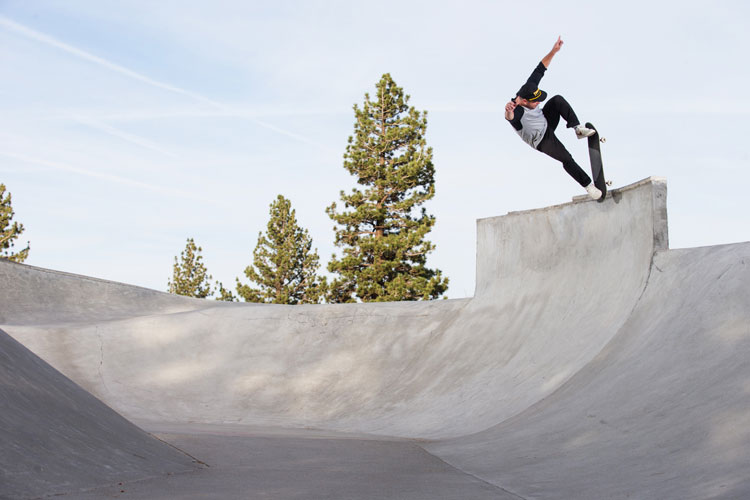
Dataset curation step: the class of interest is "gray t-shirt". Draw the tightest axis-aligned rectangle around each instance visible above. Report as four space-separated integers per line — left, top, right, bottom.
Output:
515 105 547 149
507 61 549 149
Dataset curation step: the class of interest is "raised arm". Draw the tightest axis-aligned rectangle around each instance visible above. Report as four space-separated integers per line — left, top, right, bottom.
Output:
522 37 563 91
541 36 564 68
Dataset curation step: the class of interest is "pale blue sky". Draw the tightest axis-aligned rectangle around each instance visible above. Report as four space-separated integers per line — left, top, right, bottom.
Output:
1 1 748 298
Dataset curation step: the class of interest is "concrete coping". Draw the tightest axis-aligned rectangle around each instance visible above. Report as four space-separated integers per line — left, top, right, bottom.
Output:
486 176 667 220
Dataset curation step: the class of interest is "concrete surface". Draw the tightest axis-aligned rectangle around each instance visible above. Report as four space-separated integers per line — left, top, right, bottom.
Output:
69 431 516 500
0 328 200 500
2 177 749 499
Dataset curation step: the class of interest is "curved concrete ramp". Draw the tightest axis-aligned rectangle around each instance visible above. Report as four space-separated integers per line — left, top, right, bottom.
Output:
2 177 750 499
0 328 199 499
428 242 750 499
0 179 667 440
0 262 214 325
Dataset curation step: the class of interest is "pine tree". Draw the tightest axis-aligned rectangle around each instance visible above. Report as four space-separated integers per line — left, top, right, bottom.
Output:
0 184 30 263
168 238 214 298
215 283 237 302
326 74 448 303
237 195 323 304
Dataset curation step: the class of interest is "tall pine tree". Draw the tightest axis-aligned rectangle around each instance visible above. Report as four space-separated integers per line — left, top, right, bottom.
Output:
237 195 323 304
326 73 448 302
168 238 214 298
0 183 30 263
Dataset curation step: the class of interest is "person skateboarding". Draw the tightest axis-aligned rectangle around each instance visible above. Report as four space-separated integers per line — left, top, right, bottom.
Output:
505 36 602 200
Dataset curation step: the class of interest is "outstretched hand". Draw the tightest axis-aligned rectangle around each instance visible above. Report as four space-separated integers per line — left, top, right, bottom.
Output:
542 36 564 68
551 36 564 53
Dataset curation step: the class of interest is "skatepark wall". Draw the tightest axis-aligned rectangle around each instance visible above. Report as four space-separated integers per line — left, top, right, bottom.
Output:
428 240 750 500
0 260 218 325
474 176 668 298
1 177 668 440
406 177 670 438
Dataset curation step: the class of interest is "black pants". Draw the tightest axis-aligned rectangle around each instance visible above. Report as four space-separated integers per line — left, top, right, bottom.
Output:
536 95 591 188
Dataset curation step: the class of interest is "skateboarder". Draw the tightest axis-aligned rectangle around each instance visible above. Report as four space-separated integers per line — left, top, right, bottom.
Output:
505 36 602 200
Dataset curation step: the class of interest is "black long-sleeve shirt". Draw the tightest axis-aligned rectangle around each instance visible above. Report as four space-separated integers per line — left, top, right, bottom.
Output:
507 62 548 149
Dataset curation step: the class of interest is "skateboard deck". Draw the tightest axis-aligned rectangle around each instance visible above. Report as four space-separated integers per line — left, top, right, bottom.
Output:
585 122 606 203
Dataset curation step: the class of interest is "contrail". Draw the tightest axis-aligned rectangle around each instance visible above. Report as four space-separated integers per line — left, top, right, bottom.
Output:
0 150 193 199
0 15 332 150
72 116 179 158
0 16 224 110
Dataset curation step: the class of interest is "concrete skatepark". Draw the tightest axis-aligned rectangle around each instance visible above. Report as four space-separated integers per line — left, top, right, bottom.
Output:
2 177 749 499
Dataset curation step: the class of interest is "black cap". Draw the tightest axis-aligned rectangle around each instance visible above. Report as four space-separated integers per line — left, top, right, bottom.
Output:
516 83 547 103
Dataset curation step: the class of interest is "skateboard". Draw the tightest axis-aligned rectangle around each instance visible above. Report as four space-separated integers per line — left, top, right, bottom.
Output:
585 122 607 203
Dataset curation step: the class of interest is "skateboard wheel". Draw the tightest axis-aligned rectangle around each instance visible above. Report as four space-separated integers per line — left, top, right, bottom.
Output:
600 137 607 143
